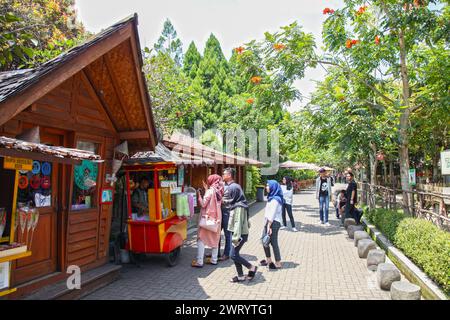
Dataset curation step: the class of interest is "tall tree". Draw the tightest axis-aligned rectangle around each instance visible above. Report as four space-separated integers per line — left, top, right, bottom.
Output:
154 18 183 66
183 41 202 79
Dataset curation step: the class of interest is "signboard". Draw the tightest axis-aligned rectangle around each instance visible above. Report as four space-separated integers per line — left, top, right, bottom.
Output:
408 168 416 186
3 157 32 171
161 180 180 194
441 150 450 175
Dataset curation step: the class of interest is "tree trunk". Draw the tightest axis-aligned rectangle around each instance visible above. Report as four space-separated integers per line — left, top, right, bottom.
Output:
389 160 395 188
432 153 440 183
383 160 388 185
398 29 412 215
369 143 378 185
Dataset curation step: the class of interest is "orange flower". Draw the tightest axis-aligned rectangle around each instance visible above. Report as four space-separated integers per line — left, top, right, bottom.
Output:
250 76 262 84
235 46 244 54
356 5 367 15
246 98 255 104
273 43 286 51
346 39 352 48
351 39 359 45
375 35 380 45
323 8 335 14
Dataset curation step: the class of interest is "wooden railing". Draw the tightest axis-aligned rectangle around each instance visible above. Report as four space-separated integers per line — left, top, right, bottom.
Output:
358 182 450 231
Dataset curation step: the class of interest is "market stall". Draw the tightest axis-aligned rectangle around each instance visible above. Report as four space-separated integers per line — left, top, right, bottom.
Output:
121 145 198 266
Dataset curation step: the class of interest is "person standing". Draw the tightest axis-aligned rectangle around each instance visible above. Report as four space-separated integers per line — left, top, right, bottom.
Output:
315 168 332 226
191 174 224 267
280 176 297 231
345 172 358 222
222 168 257 282
260 180 284 270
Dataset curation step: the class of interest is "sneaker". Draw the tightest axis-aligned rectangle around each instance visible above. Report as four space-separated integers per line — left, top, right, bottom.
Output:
292 227 298 232
324 222 331 227
316 221 323 225
280 226 287 230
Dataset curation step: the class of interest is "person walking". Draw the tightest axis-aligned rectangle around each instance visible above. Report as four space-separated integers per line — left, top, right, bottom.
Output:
280 176 297 231
191 174 224 267
260 180 284 270
222 168 257 282
315 168 332 226
345 172 358 222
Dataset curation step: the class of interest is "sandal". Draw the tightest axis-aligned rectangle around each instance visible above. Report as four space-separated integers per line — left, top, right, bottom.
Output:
191 259 203 268
259 259 268 266
230 276 246 283
205 257 217 265
268 262 280 270
247 266 258 281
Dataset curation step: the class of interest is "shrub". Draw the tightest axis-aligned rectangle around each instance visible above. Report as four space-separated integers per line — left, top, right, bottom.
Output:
395 218 450 295
364 208 405 242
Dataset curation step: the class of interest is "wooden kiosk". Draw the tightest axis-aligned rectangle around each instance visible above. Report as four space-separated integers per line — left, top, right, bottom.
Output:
123 161 188 266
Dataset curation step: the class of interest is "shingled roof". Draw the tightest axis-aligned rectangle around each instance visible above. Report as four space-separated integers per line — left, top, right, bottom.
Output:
0 15 135 103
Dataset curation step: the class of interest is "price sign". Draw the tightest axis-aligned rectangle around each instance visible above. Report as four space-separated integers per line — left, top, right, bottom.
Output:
3 157 33 171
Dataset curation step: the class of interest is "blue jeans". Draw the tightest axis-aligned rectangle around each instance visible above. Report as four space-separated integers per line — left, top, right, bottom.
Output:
230 234 251 277
218 209 232 257
319 195 330 223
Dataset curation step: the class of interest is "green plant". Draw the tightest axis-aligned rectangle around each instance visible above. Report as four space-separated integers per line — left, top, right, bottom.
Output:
244 166 261 201
364 208 405 242
395 218 450 296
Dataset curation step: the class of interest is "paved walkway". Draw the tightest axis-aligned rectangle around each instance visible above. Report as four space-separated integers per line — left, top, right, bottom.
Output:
84 189 392 300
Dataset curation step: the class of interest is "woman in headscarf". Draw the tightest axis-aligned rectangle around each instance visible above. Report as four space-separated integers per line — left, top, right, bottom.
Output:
192 174 224 267
280 176 297 231
260 180 284 270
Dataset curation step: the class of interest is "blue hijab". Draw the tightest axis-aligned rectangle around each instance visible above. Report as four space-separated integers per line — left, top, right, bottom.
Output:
267 180 284 206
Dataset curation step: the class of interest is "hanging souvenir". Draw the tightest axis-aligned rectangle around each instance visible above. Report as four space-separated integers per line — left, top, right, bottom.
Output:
74 160 98 190
31 161 41 174
41 176 51 189
18 175 29 189
30 175 41 189
41 162 51 176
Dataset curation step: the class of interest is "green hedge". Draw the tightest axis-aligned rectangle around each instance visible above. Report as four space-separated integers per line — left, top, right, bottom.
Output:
364 207 450 296
365 208 405 242
395 219 450 295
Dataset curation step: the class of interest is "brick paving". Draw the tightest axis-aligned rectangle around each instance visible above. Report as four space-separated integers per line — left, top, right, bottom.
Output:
83 189 392 300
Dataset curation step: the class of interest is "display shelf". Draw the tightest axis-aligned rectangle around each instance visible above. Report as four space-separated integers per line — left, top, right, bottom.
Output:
0 251 32 264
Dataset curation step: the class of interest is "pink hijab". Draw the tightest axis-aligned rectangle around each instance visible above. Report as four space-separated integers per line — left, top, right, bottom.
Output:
207 174 224 202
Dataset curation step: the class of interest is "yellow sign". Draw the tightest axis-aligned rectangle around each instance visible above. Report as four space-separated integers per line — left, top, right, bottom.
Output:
3 157 32 171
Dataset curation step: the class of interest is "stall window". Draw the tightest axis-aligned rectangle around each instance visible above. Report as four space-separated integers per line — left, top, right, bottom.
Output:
17 160 53 208
71 141 99 211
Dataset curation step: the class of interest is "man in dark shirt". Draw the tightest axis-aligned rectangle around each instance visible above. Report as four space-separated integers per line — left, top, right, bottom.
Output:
345 172 358 221
218 167 248 261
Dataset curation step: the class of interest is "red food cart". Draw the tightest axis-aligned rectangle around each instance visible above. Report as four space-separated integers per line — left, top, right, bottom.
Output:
123 161 189 266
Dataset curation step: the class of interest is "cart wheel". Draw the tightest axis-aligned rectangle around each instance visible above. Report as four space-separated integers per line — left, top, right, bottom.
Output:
166 247 181 267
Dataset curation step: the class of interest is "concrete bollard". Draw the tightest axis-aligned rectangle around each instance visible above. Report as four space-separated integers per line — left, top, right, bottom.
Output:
344 218 356 229
354 231 371 247
367 249 386 271
347 225 365 239
357 239 377 258
377 263 401 290
390 281 421 300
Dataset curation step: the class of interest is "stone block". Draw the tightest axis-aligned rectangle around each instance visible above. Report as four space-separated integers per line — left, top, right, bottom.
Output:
344 218 356 229
348 225 365 239
367 249 386 271
357 239 377 258
377 263 401 290
390 281 421 300
354 230 370 247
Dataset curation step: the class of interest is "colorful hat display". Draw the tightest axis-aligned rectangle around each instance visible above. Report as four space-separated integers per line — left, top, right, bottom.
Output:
30 175 41 189
32 161 41 174
41 176 51 189
74 160 98 190
18 175 29 189
41 162 51 176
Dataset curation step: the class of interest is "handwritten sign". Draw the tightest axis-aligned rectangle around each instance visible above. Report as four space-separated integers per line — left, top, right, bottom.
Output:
3 157 32 171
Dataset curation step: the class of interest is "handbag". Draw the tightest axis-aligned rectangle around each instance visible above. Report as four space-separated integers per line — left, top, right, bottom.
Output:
261 234 271 247
199 215 220 232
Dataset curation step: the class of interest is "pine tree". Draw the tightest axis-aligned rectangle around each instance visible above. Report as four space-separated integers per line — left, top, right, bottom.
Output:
183 41 202 79
154 19 183 66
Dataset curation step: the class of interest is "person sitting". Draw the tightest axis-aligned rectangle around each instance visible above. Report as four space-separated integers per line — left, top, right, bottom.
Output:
132 177 150 218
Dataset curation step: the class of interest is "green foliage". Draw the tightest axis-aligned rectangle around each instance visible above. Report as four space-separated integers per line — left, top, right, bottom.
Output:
365 208 405 242
154 19 183 66
395 218 450 295
364 207 450 295
245 166 261 200
0 0 85 70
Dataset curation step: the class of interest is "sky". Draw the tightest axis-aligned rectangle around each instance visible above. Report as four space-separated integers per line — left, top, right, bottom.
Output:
74 0 343 112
